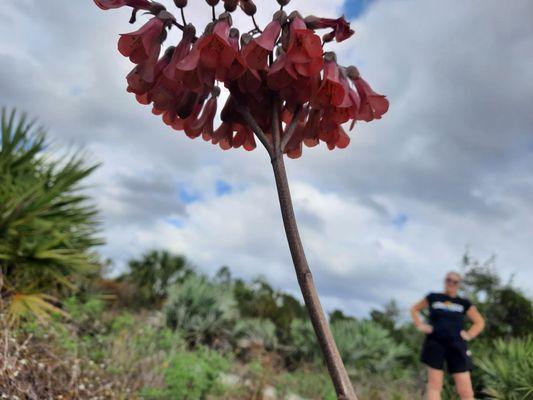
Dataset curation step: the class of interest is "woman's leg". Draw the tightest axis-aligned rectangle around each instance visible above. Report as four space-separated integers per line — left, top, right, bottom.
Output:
453 372 474 400
426 367 444 400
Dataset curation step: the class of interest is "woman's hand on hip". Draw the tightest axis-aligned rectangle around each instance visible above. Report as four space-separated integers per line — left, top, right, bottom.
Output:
460 330 472 341
416 323 434 334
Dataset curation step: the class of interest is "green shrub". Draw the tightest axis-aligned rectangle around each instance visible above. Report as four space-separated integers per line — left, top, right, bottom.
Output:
122 250 193 307
476 337 533 399
142 346 230 400
275 369 337 400
233 277 307 343
164 275 237 344
232 318 278 350
64 296 105 328
288 318 322 363
331 319 410 379
289 317 410 379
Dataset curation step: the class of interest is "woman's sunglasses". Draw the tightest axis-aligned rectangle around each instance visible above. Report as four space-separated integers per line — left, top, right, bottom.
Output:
445 278 460 285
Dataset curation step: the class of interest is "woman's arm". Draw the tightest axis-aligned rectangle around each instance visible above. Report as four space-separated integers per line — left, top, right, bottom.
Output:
410 298 433 334
461 305 485 341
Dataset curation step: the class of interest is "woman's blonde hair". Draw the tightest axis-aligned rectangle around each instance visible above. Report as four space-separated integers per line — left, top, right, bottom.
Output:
446 271 462 280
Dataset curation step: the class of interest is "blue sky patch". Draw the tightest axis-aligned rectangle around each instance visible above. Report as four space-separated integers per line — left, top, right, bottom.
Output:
343 0 375 19
215 179 232 197
178 185 202 204
392 213 409 230
165 217 185 228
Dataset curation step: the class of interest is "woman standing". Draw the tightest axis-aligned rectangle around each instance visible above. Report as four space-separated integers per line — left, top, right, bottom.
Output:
410 271 485 400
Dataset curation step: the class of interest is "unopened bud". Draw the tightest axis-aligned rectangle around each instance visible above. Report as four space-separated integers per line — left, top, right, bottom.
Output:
157 10 176 25
183 23 196 38
212 86 221 97
323 51 337 63
149 2 166 15
277 0 290 6
229 27 240 39
304 15 320 29
322 32 335 43
206 0 219 5
288 11 302 21
241 33 253 47
203 21 215 35
273 10 287 24
240 0 256 16
174 0 187 7
346 66 360 80
160 29 168 43
163 46 176 59
219 11 233 25
223 0 239 12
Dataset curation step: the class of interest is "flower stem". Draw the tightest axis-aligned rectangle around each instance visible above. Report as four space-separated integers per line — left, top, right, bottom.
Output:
242 97 357 399
270 153 358 400
180 8 187 25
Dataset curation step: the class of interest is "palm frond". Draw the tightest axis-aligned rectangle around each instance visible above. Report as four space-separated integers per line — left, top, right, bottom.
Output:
7 293 69 325
1 107 102 324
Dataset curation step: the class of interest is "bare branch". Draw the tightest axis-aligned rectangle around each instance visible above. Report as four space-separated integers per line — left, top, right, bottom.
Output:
281 106 303 151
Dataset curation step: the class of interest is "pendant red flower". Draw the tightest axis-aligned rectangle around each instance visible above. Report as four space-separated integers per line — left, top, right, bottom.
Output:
285 14 323 77
347 66 389 121
304 16 355 43
118 17 165 64
94 0 151 10
96 1 389 155
243 18 282 70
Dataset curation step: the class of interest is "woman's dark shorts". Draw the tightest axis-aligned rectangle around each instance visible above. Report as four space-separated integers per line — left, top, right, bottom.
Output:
421 334 472 374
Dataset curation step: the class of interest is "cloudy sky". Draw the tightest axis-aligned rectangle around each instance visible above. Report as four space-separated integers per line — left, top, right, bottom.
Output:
1 0 532 317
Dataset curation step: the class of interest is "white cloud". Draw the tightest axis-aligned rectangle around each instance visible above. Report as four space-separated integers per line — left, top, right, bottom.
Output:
1 0 532 317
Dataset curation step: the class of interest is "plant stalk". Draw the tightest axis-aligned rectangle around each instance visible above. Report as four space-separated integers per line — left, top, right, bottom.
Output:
270 153 358 400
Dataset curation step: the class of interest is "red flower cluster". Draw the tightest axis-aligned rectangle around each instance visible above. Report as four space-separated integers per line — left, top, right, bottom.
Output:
95 0 389 157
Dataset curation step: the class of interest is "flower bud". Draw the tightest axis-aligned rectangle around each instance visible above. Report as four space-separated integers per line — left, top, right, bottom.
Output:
223 0 238 12
273 10 287 24
206 0 219 5
229 27 240 39
183 23 196 39
346 66 360 80
323 51 337 63
288 10 302 21
174 0 187 7
304 15 320 29
277 0 290 6
203 21 215 35
219 11 233 25
241 33 253 48
149 2 166 15
212 86 221 97
240 0 256 16
322 31 335 43
157 10 176 25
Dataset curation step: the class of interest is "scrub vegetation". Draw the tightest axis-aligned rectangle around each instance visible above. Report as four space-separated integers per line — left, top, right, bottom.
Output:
1 111 532 399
